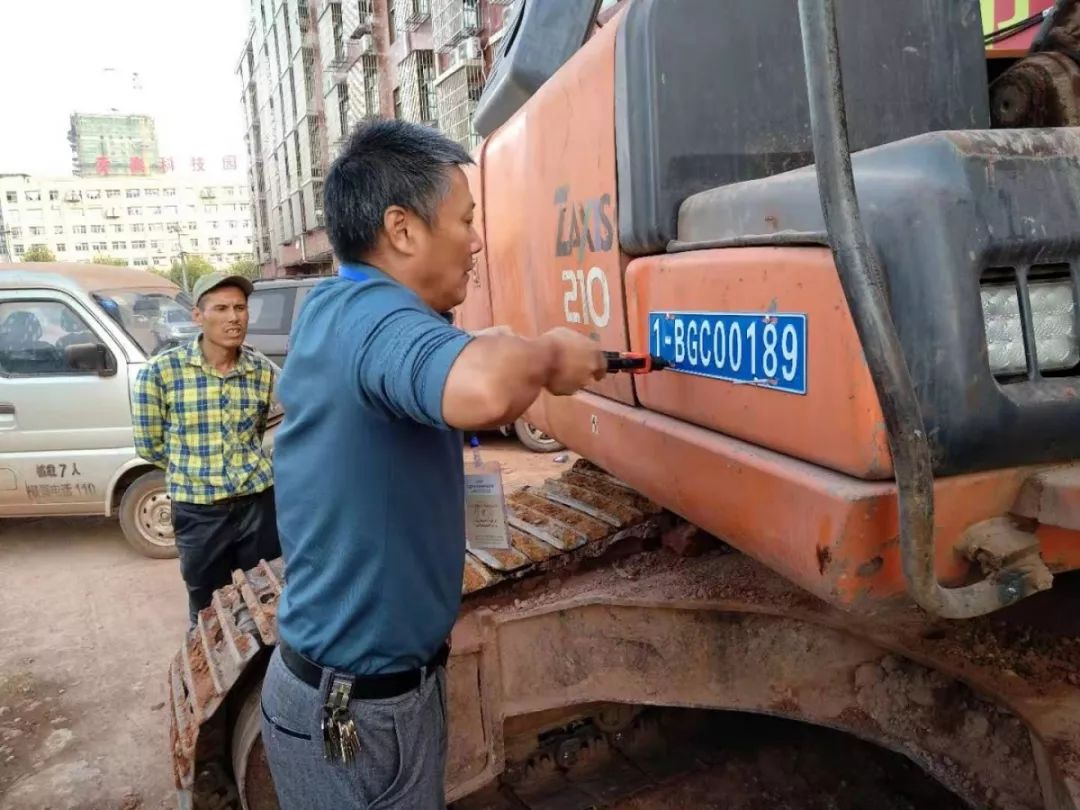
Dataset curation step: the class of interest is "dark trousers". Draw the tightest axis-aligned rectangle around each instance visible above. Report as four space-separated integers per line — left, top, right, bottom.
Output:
172 487 281 625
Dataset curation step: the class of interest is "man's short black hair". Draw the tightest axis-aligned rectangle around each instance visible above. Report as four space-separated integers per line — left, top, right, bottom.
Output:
324 118 474 264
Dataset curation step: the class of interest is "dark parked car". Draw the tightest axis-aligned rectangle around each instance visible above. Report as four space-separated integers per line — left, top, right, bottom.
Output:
246 276 323 367
247 276 564 453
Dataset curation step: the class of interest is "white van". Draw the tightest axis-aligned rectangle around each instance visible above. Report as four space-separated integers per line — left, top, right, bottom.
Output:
0 263 281 558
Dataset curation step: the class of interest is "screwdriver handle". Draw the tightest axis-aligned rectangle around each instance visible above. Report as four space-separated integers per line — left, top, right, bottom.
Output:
604 351 670 374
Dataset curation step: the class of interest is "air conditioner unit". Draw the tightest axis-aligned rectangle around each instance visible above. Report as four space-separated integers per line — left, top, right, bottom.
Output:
461 36 482 62
359 33 375 54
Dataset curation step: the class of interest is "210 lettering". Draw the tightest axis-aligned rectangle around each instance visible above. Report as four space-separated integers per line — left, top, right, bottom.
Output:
561 267 611 329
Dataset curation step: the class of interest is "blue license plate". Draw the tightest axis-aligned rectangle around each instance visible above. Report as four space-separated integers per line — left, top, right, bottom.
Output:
649 311 808 395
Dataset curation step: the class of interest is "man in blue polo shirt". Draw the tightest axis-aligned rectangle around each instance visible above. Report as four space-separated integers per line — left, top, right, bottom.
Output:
260 119 606 808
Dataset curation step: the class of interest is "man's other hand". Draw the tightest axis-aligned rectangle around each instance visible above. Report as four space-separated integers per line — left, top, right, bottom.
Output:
541 327 607 396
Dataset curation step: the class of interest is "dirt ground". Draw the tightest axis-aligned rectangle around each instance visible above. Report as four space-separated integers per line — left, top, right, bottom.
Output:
0 437 575 810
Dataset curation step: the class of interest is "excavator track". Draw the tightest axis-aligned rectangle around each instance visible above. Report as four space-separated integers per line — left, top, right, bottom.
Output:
169 459 667 804
170 459 1080 810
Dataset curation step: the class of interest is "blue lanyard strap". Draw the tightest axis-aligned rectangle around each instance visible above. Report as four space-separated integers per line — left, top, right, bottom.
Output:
338 264 370 283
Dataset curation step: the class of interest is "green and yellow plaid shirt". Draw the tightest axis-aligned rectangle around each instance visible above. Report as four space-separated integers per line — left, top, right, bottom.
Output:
131 338 275 505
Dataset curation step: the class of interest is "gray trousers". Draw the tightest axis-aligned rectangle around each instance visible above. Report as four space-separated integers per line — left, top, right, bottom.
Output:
260 647 448 809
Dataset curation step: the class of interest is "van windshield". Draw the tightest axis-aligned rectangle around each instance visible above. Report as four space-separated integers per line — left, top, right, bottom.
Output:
92 287 199 357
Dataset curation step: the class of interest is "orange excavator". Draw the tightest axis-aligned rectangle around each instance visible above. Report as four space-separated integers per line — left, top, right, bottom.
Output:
171 1 1080 808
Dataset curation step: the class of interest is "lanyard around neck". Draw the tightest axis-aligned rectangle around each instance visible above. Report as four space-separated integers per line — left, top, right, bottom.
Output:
338 264 370 283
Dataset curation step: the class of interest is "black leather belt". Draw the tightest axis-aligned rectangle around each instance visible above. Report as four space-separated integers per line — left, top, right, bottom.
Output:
279 640 449 699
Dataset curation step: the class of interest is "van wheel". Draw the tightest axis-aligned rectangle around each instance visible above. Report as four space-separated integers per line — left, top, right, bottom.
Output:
119 470 178 559
514 419 565 453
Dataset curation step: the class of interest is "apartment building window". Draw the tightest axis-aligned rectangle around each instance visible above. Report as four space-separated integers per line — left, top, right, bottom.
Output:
132 240 147 249
133 258 149 266
86 190 101 200
25 190 41 202
131 224 144 233
53 226 63 235
75 243 89 252
150 240 162 250
128 207 142 216
144 188 159 197
13 244 23 256
29 227 45 237
55 242 66 252
189 238 199 248
149 206 162 216
209 237 221 249
106 189 121 198
127 189 141 198
112 224 124 234
163 188 176 196
8 228 21 239
228 221 238 230
111 241 127 251
49 190 59 201
187 221 197 230
149 223 163 232
5 192 16 203
164 206 178 215
204 205 218 213
91 225 105 234
209 221 220 230
73 225 87 234
92 241 108 251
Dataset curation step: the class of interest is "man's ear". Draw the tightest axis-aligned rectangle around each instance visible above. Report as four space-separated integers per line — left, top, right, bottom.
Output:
383 206 414 255
191 306 203 325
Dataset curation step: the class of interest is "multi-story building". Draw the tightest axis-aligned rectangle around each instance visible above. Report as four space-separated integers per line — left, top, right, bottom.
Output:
237 0 513 276
68 113 161 178
0 173 255 271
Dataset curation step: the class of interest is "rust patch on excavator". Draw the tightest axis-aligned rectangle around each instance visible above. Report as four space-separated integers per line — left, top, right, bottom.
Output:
816 545 833 576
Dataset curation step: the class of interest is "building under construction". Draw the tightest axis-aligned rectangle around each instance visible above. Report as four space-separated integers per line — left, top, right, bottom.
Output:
68 113 160 178
238 0 513 276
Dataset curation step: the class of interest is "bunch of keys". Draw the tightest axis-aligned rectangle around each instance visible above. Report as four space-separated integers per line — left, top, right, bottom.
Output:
321 673 360 764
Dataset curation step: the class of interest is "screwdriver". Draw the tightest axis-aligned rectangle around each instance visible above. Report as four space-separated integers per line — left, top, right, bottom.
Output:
603 351 670 374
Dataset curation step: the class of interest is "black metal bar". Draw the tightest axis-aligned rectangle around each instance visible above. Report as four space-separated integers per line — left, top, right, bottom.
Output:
1072 261 1080 367
797 0 1047 618
1015 267 1041 381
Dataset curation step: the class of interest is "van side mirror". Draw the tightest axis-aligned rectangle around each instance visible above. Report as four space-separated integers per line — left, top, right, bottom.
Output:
64 342 118 376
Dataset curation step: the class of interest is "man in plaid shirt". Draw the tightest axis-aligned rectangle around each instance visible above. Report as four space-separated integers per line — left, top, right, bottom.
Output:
132 272 281 624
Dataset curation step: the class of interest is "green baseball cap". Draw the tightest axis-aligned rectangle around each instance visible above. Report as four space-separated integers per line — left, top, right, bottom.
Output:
191 272 254 305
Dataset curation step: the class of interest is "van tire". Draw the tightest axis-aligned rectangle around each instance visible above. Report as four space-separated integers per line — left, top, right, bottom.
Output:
119 470 178 559
513 419 565 453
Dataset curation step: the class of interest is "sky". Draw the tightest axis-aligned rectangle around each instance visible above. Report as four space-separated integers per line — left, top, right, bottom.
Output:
0 0 252 176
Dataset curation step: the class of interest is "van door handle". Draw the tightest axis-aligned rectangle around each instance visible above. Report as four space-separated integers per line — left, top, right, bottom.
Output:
0 403 13 415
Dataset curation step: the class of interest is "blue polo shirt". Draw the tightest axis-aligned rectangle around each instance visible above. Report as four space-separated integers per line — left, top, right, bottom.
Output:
272 264 473 675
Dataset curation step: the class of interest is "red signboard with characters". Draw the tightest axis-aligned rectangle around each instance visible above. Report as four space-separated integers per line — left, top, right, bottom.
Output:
984 0 1057 55
95 156 111 176
129 156 147 175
